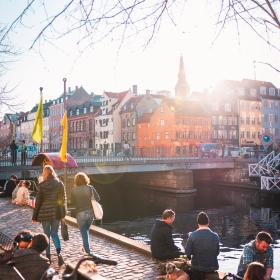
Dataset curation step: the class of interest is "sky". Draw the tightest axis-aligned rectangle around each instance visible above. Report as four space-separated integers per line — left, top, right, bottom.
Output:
0 0 280 117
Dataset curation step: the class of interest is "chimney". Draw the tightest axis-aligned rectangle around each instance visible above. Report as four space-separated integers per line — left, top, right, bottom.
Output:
146 89 150 95
132 85 138 95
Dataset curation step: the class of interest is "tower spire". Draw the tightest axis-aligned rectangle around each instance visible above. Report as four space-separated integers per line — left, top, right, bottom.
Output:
175 55 189 99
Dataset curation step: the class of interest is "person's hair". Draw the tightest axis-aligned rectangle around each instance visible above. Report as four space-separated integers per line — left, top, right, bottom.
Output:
22 180 31 188
10 175 17 180
162 209 175 220
43 165 58 180
197 211 209 225
256 231 273 244
74 172 90 186
244 262 265 280
31 233 49 253
14 230 33 244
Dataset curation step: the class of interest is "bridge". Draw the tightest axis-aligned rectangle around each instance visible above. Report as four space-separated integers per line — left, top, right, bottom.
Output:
0 155 235 180
0 155 248 213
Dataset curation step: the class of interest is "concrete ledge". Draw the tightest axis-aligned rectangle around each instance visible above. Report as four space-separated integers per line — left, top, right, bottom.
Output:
65 216 152 256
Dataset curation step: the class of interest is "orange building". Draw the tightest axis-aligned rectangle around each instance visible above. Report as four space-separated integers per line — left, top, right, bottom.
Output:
136 97 211 157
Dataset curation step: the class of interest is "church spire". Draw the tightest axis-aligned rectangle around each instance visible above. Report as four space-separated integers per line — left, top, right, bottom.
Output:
175 55 189 99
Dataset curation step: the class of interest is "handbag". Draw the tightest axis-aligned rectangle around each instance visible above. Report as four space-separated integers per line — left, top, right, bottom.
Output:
61 220 69 241
91 199 103 220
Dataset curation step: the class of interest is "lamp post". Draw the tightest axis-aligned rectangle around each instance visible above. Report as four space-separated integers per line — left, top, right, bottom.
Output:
39 87 43 153
63 78 67 188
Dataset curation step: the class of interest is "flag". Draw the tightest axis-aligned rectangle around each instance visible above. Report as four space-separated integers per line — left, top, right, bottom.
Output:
32 94 43 143
59 112 68 162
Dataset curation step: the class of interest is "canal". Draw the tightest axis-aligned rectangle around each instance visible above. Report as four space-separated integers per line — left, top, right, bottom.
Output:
101 205 280 278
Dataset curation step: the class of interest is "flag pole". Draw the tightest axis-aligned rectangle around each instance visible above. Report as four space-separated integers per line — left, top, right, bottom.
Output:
63 78 67 188
39 87 43 153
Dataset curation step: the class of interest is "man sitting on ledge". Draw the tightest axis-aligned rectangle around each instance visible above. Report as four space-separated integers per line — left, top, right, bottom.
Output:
237 231 274 280
150 209 182 260
185 211 220 280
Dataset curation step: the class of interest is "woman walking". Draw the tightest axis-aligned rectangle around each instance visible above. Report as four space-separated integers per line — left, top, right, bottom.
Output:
71 172 100 256
32 165 67 265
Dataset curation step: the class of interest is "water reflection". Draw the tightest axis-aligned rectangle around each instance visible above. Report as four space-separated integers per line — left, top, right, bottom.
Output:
101 206 280 277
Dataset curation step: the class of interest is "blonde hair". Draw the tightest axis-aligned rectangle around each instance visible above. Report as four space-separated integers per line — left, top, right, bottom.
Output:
74 172 90 186
43 165 58 180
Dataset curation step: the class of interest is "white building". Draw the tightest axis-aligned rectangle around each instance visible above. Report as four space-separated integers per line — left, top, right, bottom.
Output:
95 90 132 155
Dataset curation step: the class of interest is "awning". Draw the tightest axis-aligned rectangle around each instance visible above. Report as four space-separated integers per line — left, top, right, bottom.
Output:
32 153 78 169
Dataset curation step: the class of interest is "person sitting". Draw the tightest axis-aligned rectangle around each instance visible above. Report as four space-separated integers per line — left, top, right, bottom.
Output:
13 180 30 206
150 209 182 260
244 262 265 280
185 211 220 280
14 229 34 249
0 175 17 198
237 231 274 280
11 180 24 202
0 233 50 280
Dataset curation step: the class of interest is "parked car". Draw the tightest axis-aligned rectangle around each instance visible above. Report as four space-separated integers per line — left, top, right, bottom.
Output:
198 143 219 158
240 146 255 158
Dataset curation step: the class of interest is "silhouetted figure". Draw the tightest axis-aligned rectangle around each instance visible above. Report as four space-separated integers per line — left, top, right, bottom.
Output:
10 140 18 165
21 140 27 165
0 175 17 197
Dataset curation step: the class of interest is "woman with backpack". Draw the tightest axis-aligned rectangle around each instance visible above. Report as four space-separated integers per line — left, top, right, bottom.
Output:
32 165 67 266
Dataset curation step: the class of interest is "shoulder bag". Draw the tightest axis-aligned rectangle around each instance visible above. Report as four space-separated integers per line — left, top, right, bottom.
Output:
91 187 103 220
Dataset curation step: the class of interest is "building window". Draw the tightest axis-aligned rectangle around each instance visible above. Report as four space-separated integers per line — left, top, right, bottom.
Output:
246 131 250 138
132 132 136 140
260 87 266 95
164 132 169 139
269 114 273 123
160 119 165 127
156 133 160 140
84 107 87 114
132 118 136 126
246 117 250 125
269 88 275 96
127 119 131 127
76 109 79 115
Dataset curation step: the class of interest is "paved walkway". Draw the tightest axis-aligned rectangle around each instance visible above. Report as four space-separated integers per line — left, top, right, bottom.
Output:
0 198 159 279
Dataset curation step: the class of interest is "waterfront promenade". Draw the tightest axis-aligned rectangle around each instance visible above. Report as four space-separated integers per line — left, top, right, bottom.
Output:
0 198 158 279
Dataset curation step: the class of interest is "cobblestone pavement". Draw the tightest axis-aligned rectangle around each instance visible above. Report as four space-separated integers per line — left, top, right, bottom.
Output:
0 198 159 279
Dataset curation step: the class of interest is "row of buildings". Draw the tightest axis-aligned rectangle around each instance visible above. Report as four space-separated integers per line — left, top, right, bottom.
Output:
1 56 280 157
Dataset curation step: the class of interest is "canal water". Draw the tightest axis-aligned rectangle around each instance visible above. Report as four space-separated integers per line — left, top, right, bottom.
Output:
101 206 280 278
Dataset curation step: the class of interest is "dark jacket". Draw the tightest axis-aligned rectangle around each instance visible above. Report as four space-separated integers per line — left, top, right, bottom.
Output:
185 228 220 272
71 185 100 214
150 219 181 260
0 248 50 280
0 179 17 197
32 177 67 222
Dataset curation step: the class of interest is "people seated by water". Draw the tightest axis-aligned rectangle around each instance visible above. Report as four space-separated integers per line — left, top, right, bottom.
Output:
0 174 17 198
12 180 31 206
14 229 34 249
150 209 182 260
0 233 50 280
237 231 274 280
185 211 220 280
244 262 266 280
11 180 24 201
71 172 100 256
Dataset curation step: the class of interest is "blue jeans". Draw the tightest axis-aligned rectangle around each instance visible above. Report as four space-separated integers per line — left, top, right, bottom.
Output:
42 220 61 256
76 209 94 254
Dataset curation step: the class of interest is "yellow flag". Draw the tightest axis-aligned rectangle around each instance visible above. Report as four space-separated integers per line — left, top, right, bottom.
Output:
32 95 43 144
59 112 68 162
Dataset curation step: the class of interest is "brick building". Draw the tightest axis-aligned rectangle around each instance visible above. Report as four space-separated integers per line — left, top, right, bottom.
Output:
68 98 101 156
137 97 211 157
49 86 91 151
